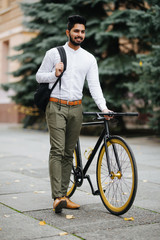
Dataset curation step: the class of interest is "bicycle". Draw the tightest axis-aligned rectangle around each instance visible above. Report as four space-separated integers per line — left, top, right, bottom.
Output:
67 112 138 216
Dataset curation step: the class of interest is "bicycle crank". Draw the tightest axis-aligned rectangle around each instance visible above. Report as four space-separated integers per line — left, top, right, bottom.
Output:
74 166 83 187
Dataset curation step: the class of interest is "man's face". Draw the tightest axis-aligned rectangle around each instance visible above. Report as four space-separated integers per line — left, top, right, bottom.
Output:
67 24 85 46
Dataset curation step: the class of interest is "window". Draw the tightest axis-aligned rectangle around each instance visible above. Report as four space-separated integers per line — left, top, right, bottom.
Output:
2 40 10 83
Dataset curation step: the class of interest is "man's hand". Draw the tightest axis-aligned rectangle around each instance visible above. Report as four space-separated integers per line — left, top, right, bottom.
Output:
55 62 64 77
102 109 114 120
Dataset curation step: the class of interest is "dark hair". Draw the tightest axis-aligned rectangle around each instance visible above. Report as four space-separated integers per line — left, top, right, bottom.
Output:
67 15 86 31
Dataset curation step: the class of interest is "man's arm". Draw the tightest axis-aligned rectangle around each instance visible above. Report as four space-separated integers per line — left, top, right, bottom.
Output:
86 57 113 119
36 49 59 83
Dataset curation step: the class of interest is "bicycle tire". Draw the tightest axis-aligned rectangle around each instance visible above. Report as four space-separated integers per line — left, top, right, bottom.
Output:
66 149 77 198
97 136 138 215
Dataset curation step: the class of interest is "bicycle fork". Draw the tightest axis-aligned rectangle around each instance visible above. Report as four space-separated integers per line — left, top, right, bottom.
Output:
104 120 122 178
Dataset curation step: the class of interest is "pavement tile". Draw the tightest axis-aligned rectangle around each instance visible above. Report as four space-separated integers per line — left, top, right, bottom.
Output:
0 155 47 171
0 204 78 240
25 204 160 230
79 223 160 240
134 181 160 213
25 204 160 240
0 171 50 195
0 191 52 212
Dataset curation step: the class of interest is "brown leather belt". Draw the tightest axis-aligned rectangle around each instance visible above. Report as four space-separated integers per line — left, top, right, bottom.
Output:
49 97 82 106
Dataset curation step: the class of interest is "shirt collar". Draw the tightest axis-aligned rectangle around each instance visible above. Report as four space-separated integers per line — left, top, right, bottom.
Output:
64 42 81 53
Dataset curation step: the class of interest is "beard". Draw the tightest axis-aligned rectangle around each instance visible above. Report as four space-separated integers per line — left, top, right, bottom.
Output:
69 33 84 46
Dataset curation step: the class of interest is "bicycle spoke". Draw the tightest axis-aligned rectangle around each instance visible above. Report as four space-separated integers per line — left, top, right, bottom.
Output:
97 136 137 215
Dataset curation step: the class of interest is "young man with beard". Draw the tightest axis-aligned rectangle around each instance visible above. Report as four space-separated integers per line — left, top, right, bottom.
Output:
36 15 112 213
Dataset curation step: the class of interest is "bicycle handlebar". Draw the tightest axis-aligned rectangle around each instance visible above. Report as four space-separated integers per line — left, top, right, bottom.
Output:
83 112 139 117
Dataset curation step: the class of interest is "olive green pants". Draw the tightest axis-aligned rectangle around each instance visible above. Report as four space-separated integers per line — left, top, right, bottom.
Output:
46 101 83 199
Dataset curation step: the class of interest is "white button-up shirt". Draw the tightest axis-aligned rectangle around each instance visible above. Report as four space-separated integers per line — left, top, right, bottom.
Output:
36 42 107 111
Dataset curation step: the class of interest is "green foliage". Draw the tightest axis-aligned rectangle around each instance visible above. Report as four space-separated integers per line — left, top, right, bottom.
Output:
126 3 160 134
2 0 160 133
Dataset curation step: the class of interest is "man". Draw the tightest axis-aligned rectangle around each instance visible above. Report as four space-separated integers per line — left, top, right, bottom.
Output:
36 15 112 213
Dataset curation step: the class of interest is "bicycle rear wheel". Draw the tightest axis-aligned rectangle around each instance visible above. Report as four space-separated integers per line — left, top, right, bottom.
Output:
97 136 138 215
66 149 77 198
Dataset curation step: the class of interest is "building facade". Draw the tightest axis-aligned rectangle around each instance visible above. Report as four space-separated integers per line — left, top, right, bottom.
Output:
0 0 36 123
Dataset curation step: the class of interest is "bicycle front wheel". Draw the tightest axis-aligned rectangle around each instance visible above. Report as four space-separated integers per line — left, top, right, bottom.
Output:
66 149 77 198
97 136 138 215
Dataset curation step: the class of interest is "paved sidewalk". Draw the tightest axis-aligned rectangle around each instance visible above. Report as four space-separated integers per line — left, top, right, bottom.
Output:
0 123 160 240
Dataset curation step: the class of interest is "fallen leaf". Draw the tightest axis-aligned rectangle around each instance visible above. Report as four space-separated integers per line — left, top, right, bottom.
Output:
12 197 18 199
26 164 32 167
14 180 20 183
66 215 75 219
0 228 2 231
59 232 68 236
124 217 134 221
4 215 10 218
39 221 46 225
143 180 148 183
34 191 45 194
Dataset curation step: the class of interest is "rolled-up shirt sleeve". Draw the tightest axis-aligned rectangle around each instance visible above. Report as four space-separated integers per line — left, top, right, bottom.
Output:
36 50 58 83
86 57 108 111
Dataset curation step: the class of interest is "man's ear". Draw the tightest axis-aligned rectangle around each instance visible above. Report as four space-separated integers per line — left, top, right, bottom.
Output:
66 29 69 37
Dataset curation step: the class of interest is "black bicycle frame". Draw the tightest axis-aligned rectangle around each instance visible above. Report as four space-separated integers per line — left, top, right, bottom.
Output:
76 120 113 177
80 112 139 177
74 112 139 193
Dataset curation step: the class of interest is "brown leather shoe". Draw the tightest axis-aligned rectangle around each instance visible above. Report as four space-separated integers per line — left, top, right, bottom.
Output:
53 197 67 213
64 197 80 209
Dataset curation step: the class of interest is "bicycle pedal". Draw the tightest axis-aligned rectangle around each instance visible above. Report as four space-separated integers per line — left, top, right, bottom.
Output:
94 190 100 195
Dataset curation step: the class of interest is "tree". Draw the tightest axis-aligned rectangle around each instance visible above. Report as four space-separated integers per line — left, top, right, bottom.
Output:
125 1 160 134
3 0 152 131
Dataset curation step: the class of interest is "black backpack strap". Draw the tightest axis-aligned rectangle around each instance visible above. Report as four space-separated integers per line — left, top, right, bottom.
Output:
57 46 67 72
50 46 67 92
